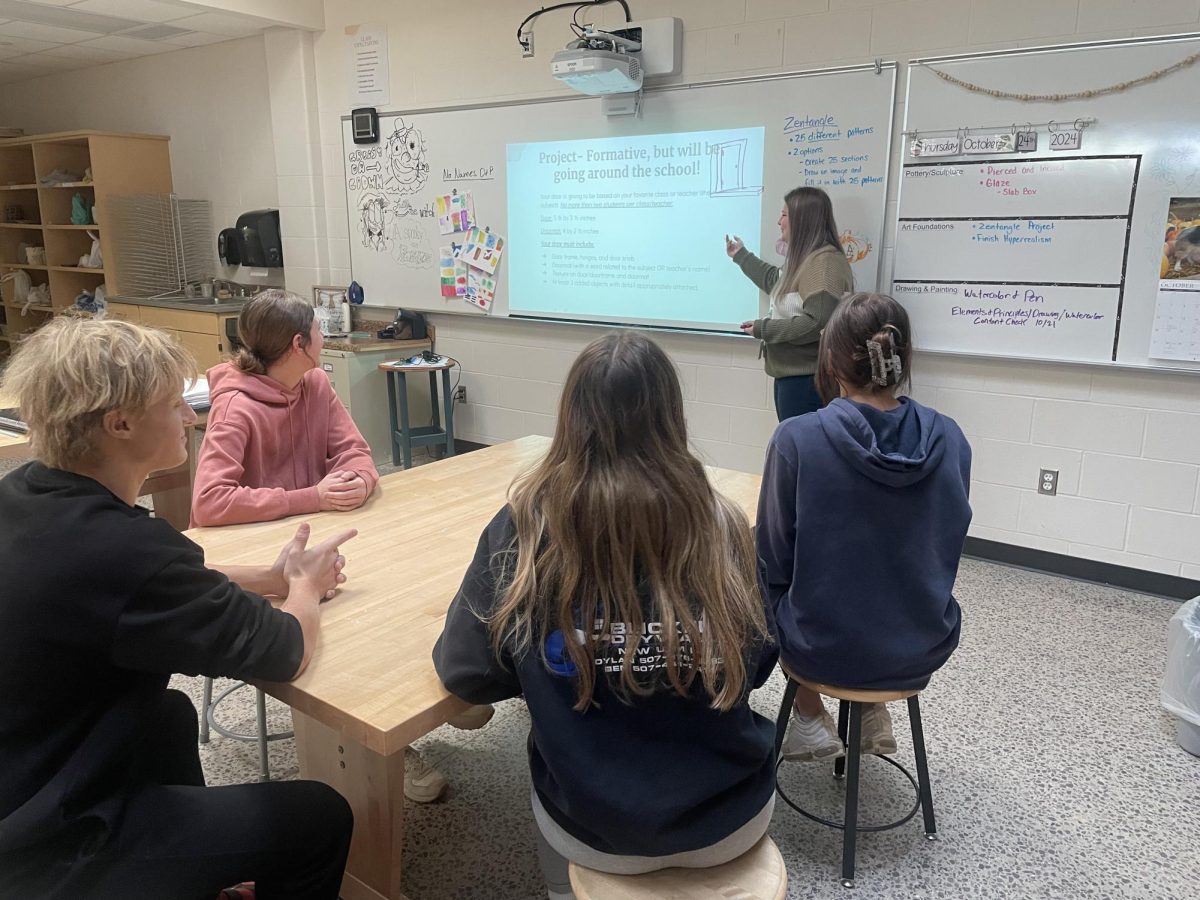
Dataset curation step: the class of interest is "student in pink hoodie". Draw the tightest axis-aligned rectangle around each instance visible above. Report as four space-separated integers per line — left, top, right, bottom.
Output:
193 289 466 803
191 289 379 528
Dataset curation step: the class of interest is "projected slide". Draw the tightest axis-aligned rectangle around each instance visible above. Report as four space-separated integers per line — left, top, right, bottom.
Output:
506 127 765 331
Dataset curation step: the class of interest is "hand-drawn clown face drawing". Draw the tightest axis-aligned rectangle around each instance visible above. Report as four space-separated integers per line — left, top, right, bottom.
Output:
359 193 389 250
383 118 430 196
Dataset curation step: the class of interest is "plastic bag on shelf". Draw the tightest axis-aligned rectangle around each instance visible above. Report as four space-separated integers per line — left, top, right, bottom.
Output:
1162 596 1200 756
1 269 30 305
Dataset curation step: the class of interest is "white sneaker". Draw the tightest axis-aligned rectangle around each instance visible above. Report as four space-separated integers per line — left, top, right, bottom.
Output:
781 708 845 762
860 703 897 756
404 748 448 803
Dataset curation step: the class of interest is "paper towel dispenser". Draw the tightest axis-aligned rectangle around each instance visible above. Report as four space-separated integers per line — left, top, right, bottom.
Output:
235 209 283 268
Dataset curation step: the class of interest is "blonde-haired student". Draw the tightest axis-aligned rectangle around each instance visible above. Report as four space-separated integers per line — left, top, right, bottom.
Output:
434 331 778 900
0 317 356 899
758 293 972 760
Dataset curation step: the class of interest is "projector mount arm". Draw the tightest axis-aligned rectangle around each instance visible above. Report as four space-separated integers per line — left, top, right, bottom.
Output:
516 0 633 55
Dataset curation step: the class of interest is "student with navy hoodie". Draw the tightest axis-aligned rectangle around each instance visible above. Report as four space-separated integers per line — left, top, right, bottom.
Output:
757 293 972 760
434 332 778 900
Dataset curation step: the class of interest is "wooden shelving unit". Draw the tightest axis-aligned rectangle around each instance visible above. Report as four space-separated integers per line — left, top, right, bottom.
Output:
0 130 172 359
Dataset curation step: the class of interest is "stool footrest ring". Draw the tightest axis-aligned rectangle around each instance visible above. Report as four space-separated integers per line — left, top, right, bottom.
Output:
205 681 294 745
775 754 923 833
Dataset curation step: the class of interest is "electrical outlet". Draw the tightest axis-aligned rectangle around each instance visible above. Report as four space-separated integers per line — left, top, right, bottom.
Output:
521 31 534 58
1038 468 1059 496
453 385 467 404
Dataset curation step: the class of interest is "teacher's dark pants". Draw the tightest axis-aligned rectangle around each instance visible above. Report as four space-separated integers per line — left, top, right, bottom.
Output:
2 689 354 900
773 374 823 421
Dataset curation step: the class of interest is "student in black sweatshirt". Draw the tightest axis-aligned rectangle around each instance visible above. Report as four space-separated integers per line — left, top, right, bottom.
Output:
0 318 357 900
757 293 972 762
433 332 778 900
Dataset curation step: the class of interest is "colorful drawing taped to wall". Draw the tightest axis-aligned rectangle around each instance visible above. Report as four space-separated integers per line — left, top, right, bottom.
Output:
383 117 430 196
358 193 389 251
840 230 873 264
463 266 496 311
436 191 474 235
439 246 457 297
460 225 505 276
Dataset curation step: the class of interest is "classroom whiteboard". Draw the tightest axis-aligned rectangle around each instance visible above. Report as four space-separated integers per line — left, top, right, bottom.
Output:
897 35 1200 372
342 63 895 333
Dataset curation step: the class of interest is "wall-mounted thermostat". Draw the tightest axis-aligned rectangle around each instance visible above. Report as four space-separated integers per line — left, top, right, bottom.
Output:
351 107 380 144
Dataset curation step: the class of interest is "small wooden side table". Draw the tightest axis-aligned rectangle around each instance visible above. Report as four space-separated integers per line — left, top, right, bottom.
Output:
378 358 457 469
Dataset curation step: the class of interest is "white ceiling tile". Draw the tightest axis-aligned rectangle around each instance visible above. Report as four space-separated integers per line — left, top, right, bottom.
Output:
15 0 79 6
0 34 59 54
70 0 195 22
0 21 106 43
38 42 133 61
77 33 175 54
160 30 230 48
162 12 266 37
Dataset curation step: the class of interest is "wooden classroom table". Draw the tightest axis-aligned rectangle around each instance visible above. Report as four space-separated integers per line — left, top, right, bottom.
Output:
0 402 207 531
185 435 764 900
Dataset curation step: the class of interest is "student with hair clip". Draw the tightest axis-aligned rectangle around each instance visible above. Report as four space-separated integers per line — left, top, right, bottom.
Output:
725 186 854 421
433 332 779 900
191 288 379 528
757 293 972 760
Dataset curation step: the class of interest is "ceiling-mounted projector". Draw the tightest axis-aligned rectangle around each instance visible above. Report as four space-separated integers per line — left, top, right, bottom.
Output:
551 28 643 95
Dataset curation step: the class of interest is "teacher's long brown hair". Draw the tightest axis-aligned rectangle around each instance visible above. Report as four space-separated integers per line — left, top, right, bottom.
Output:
488 332 769 712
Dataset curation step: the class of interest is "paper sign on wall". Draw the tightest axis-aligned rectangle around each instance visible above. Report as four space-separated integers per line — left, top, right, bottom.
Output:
962 133 1016 154
346 23 390 106
911 135 961 157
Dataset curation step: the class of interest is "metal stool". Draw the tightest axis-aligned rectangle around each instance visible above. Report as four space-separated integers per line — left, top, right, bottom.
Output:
199 677 293 782
774 669 937 888
569 835 787 900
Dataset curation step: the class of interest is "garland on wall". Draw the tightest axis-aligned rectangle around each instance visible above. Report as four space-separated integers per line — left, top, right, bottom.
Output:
925 50 1200 103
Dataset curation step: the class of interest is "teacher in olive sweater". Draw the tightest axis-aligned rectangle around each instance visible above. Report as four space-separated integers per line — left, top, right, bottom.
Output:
726 186 854 421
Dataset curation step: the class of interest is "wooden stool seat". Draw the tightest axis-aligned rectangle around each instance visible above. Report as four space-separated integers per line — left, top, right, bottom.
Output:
568 835 787 900
781 664 920 704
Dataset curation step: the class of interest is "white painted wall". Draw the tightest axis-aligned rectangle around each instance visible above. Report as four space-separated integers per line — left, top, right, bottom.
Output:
0 35 282 285
304 0 1200 577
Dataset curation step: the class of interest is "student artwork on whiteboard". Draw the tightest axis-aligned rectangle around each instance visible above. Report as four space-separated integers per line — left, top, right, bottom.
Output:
436 191 474 235
383 118 430 195
460 226 505 276
463 267 497 311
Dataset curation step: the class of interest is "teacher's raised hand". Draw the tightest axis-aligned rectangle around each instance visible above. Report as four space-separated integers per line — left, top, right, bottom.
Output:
725 234 744 259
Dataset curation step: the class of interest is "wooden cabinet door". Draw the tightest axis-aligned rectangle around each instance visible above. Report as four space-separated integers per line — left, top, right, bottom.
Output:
105 302 142 323
173 329 227 371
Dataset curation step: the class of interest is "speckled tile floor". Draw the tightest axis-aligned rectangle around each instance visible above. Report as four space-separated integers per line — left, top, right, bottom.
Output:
2 455 1197 899
170 560 1200 900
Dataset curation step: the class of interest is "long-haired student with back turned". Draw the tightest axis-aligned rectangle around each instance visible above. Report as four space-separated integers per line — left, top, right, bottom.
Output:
757 293 972 761
433 332 779 900
726 186 854 421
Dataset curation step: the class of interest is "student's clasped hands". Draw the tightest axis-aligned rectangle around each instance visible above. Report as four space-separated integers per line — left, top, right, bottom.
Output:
317 469 369 511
